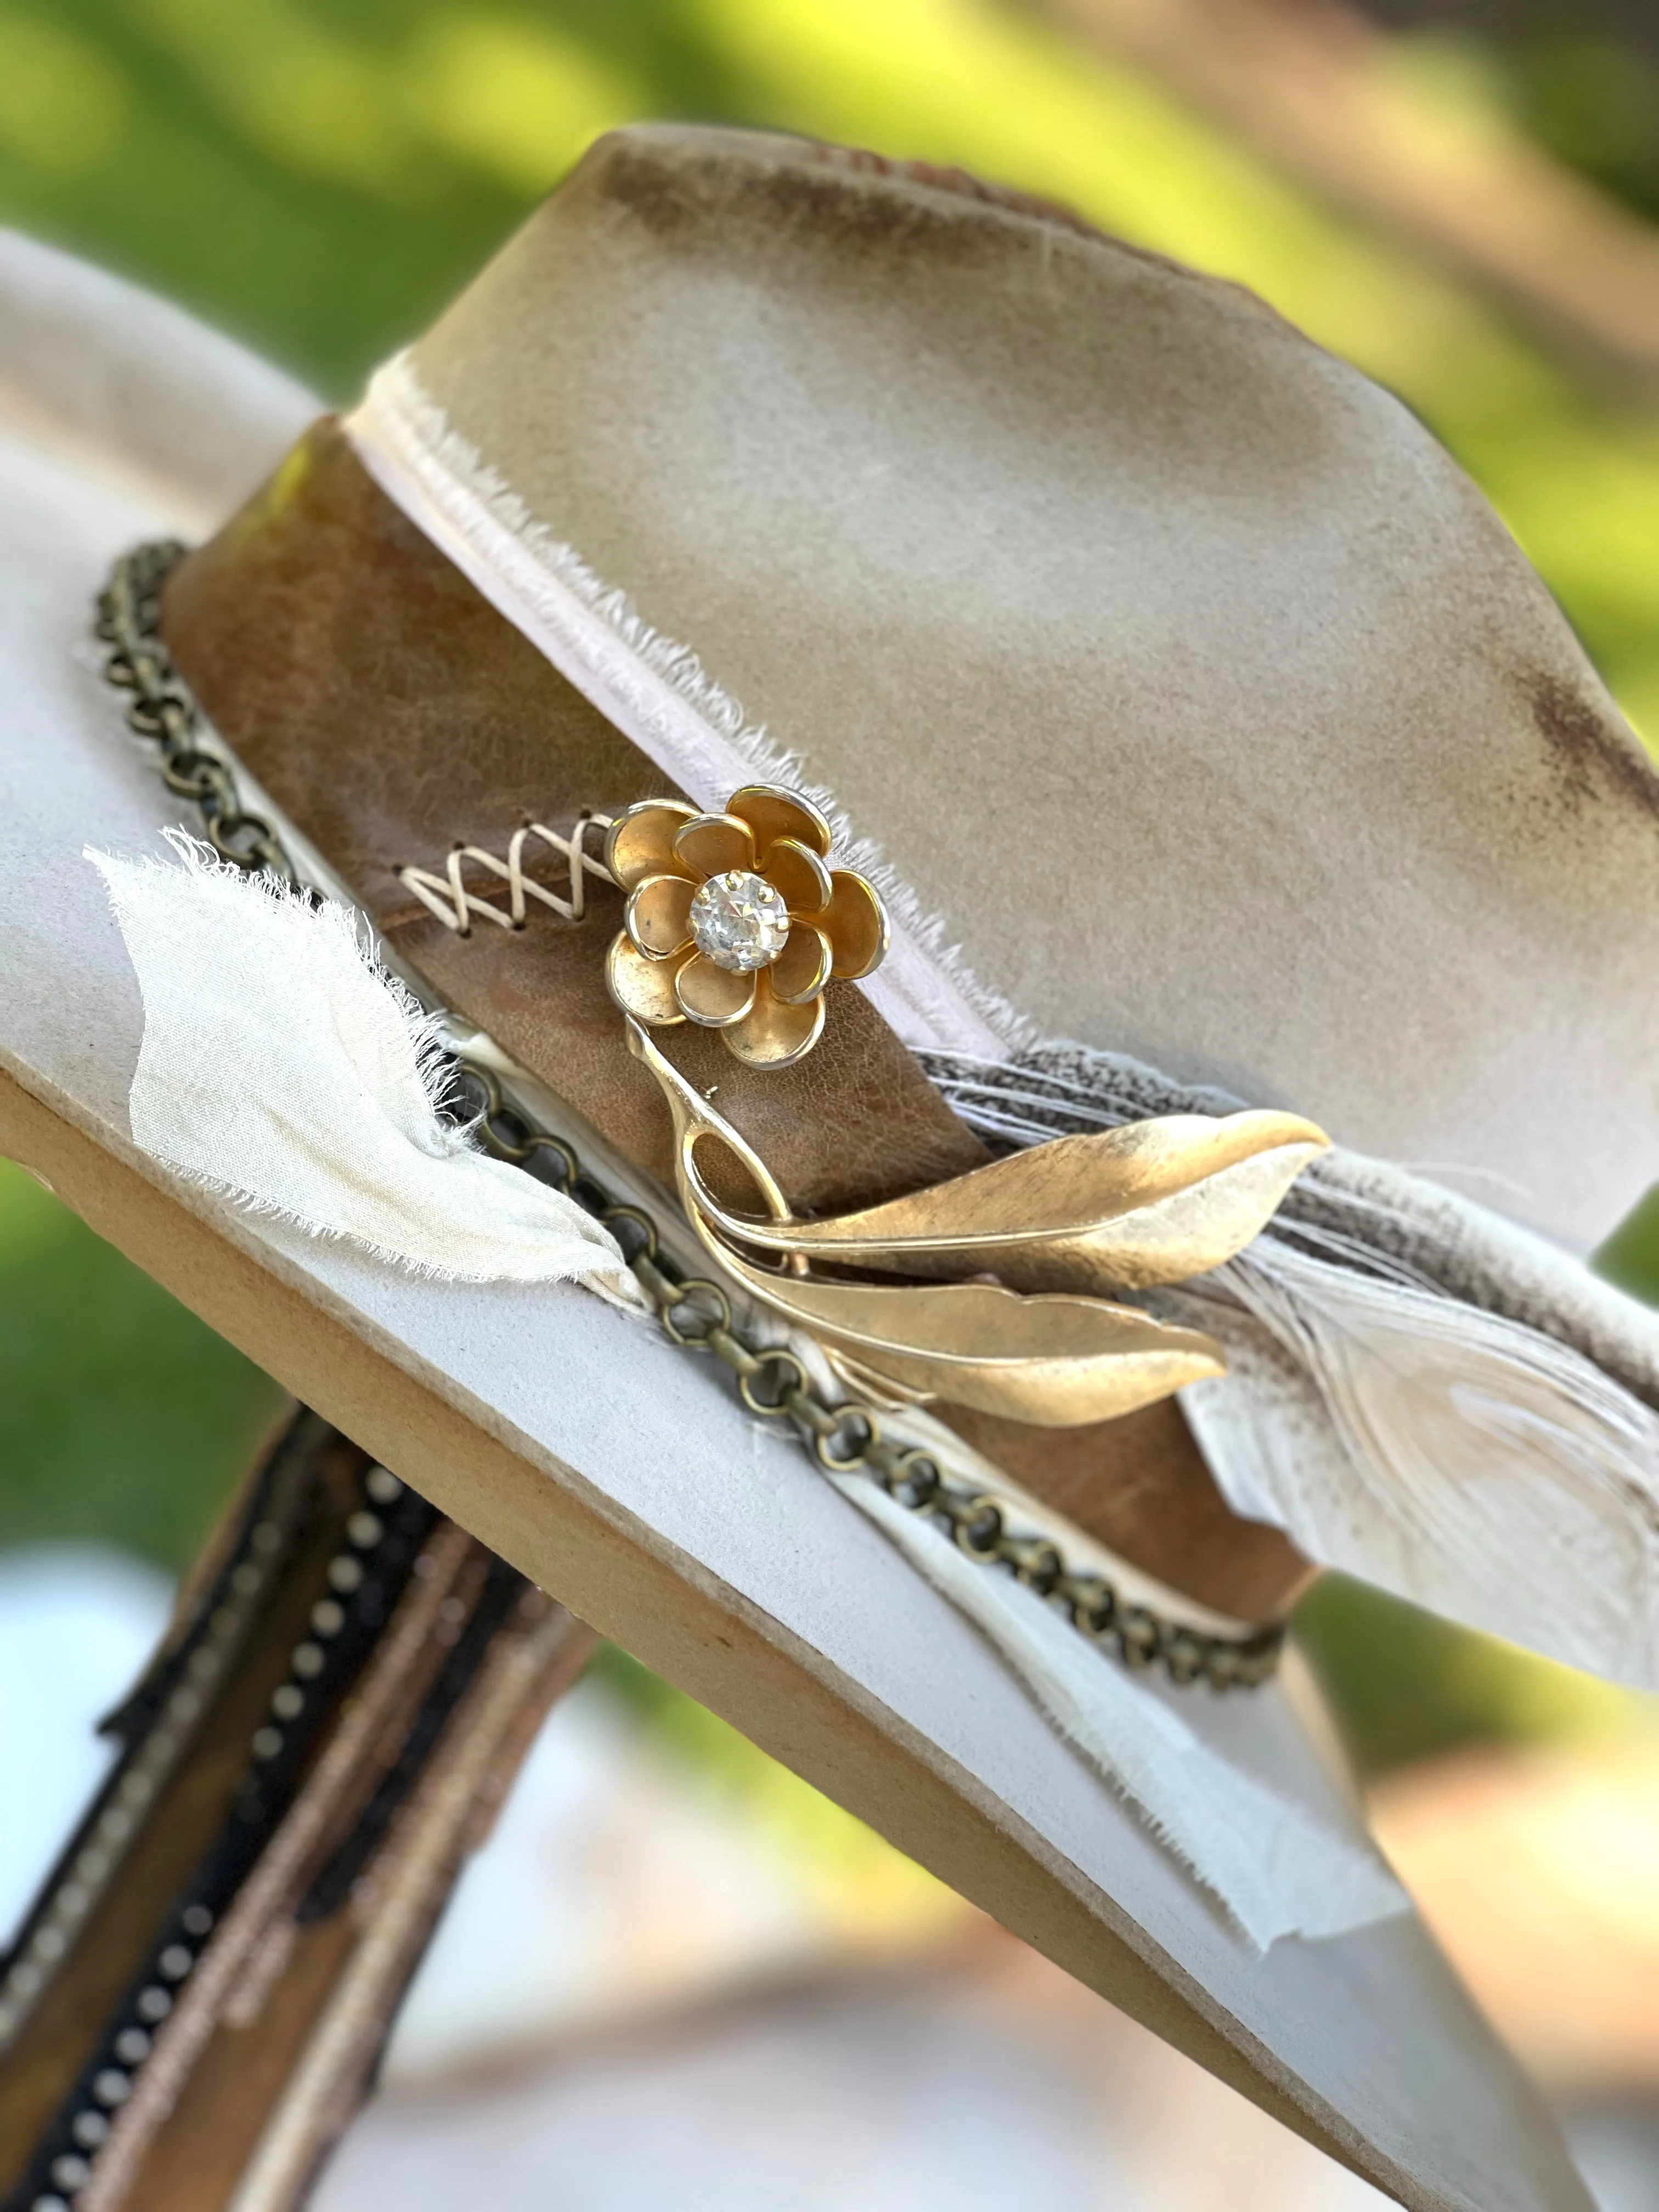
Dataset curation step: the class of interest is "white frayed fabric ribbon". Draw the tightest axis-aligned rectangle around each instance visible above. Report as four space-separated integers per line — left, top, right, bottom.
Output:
828 1465 1408 1951
89 833 644 1305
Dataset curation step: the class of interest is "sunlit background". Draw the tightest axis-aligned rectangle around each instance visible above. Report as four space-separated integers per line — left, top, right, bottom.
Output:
5 1 1659 2205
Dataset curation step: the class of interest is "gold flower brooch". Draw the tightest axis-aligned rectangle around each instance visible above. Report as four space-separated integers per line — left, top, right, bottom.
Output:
600 784 1329 1432
604 784 886 1069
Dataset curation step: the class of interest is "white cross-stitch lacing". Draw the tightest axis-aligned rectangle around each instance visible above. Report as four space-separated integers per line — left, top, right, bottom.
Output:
396 815 614 936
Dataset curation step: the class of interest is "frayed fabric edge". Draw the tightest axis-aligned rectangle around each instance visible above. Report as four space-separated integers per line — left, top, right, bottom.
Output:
832 1469 1409 1950
343 353 1029 1062
87 830 646 1307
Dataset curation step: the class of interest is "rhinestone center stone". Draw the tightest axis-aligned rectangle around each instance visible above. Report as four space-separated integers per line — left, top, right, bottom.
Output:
688 870 792 972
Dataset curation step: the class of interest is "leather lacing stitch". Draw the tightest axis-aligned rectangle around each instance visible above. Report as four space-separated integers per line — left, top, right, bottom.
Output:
396 817 615 935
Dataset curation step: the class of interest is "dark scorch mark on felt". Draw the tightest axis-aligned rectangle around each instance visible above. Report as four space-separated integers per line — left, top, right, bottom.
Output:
1523 665 1659 823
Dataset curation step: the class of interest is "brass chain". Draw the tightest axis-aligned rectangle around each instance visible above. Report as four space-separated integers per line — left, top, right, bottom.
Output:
95 541 1283 1693
97 539 295 881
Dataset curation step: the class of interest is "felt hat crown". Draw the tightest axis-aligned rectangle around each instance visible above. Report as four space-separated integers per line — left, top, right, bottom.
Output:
4 120 1656 2212
351 122 1659 1255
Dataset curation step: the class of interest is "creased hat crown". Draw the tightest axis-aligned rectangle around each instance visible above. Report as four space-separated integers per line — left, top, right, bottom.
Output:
358 121 1659 1252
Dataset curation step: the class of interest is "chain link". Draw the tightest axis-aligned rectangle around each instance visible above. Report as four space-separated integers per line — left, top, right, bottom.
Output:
97 540 295 879
95 541 1283 1694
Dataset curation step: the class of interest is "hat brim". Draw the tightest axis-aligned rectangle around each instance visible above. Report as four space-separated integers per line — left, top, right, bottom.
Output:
0 233 1591 2212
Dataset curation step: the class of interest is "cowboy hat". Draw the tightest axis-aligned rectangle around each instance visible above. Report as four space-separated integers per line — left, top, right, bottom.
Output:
7 120 1657 2210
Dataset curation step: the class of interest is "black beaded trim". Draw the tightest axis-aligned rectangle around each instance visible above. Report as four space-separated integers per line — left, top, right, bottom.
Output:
2 1446 438 2212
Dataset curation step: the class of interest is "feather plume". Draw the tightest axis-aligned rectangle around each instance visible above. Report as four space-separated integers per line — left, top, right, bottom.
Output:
1175 1240 1659 1685
929 1041 1659 1688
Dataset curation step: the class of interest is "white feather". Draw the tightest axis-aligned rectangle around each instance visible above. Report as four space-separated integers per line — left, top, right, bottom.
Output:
929 1042 1659 1688
1177 1239 1659 1686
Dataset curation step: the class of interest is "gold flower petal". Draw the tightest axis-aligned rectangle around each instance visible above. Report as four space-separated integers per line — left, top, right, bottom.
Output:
724 973 826 1069
729 784 832 861
606 800 698 893
607 933 688 1025
625 872 696 960
821 870 890 980
765 837 832 916
674 952 759 1029
673 813 755 880
771 922 833 1006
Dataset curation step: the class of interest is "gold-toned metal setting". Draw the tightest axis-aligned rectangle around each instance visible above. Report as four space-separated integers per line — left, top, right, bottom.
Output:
625 1019 1328 1428
604 785 888 1069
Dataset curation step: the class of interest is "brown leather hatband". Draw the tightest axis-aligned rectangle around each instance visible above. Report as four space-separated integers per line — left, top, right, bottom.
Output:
160 419 1311 1622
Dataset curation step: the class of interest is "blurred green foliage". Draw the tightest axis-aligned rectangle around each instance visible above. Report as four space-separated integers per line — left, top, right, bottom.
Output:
0 1160 285 1564
3 0 1659 1775
1296 1573 1647 1775
1524 43 1659 222
1372 5 1659 227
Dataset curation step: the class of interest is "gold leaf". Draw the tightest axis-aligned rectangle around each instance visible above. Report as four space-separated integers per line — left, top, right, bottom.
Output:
710 1237 1225 1426
701 1111 1328 1293
620 1018 1246 1426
